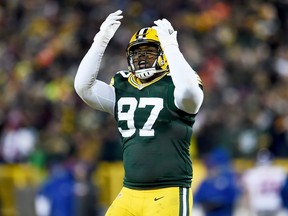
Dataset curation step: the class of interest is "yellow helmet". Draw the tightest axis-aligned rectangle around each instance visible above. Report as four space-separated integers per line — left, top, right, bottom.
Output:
126 27 169 79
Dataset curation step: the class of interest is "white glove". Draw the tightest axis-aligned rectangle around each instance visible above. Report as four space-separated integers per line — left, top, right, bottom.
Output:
153 19 178 49
94 10 123 45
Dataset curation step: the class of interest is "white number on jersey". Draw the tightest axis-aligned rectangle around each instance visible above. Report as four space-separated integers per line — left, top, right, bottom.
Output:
117 97 164 137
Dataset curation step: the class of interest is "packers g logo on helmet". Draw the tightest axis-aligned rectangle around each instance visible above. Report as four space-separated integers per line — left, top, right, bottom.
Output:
126 28 169 79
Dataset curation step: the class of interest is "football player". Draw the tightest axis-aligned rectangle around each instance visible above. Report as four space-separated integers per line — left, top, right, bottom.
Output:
241 149 287 216
74 10 204 216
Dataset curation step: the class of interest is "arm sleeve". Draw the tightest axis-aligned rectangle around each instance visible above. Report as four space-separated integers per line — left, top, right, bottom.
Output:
74 35 115 115
163 45 204 114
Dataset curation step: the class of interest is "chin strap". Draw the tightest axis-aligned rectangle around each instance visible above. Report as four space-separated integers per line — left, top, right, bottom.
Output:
134 68 166 79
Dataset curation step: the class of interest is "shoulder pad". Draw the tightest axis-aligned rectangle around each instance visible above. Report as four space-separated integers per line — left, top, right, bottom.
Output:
116 70 131 78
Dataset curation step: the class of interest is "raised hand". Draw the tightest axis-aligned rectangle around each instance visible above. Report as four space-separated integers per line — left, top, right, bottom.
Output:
95 10 123 43
153 18 178 49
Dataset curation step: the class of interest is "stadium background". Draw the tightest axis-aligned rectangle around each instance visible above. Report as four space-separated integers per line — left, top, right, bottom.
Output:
0 0 288 215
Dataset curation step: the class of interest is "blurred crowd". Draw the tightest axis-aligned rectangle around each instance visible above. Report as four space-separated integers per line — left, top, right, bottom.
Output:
0 0 288 216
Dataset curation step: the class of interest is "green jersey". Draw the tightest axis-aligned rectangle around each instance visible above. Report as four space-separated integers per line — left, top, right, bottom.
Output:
111 71 197 189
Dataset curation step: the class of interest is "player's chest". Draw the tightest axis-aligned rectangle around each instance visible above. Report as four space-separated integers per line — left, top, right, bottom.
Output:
114 84 174 130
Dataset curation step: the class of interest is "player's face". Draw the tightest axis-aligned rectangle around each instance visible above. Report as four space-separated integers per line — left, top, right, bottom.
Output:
130 45 158 70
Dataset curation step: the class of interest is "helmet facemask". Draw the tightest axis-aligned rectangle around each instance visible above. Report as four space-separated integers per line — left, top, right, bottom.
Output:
126 28 169 80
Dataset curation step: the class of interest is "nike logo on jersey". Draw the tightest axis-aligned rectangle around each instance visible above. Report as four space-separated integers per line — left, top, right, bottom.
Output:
154 196 164 201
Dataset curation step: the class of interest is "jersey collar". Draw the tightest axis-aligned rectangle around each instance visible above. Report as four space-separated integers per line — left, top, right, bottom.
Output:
128 72 168 90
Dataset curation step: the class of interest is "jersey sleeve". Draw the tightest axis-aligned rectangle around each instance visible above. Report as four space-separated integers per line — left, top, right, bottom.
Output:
74 41 116 114
162 45 204 114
